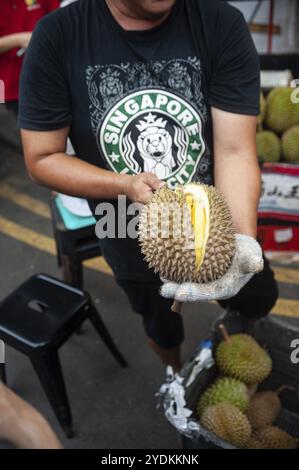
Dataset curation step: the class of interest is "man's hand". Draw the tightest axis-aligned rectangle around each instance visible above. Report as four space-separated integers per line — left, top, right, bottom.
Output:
161 234 263 302
122 172 164 204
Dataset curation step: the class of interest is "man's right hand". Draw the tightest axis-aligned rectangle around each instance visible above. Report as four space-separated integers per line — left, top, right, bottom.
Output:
122 172 164 204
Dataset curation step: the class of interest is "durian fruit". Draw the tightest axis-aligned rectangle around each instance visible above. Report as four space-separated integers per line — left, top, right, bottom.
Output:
215 324 272 385
197 377 250 417
200 403 252 448
247 426 299 449
282 125 299 162
138 183 236 284
245 436 263 449
247 383 259 398
257 91 266 130
247 386 294 429
256 130 281 162
265 87 299 134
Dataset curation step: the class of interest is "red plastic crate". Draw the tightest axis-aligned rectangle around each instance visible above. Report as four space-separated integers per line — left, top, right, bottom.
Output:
258 225 299 251
258 163 299 252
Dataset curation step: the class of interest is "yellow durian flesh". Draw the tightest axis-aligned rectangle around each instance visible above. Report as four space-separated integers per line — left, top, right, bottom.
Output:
176 183 210 272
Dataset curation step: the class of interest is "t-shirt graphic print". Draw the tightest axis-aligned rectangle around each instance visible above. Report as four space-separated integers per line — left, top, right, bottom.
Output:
86 57 210 187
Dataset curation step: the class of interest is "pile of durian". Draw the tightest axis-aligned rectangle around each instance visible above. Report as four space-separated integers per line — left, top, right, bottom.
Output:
196 324 299 449
257 88 299 163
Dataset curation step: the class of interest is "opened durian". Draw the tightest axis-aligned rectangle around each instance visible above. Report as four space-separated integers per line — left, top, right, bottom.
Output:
216 325 272 385
200 403 252 448
138 183 236 284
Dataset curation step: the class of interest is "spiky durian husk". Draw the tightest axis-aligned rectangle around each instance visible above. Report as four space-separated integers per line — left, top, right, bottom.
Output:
199 185 235 282
138 184 235 283
197 377 250 417
246 391 281 429
265 87 299 134
215 334 272 385
282 125 299 162
138 186 194 282
248 426 298 449
258 91 266 126
201 403 252 448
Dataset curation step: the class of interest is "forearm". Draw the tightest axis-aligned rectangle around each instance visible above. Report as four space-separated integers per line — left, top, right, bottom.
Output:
214 152 261 238
29 152 128 199
0 383 62 449
0 34 21 54
22 128 162 204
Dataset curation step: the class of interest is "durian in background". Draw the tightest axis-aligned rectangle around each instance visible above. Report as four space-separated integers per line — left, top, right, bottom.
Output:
282 125 299 162
197 377 250 416
138 183 236 284
246 426 299 449
200 403 251 448
247 386 295 429
257 91 266 131
256 130 281 162
215 325 272 385
265 87 299 134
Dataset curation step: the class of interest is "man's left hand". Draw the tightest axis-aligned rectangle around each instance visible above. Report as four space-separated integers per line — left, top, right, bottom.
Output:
160 234 263 302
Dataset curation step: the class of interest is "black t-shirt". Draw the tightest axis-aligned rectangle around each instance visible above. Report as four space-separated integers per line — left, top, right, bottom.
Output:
18 0 260 281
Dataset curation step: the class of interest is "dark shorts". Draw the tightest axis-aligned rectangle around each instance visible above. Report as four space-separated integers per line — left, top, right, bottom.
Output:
96 233 278 349
116 279 184 349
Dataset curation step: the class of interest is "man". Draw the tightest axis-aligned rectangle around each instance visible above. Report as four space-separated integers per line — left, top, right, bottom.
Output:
0 0 59 116
19 0 278 373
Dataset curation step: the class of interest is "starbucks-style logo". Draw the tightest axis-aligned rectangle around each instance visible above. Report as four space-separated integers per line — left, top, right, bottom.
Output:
98 89 205 188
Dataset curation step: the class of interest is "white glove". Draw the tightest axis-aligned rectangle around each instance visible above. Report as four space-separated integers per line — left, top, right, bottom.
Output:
160 234 263 302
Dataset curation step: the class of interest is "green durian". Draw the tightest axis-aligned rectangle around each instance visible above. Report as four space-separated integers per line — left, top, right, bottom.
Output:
215 325 272 385
197 377 250 417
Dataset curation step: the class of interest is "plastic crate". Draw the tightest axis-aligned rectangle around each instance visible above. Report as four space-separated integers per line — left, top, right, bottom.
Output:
258 225 299 252
165 311 299 449
257 163 299 254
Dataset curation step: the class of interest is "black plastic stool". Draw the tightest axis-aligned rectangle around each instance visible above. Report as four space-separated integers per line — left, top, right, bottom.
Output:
0 274 127 437
50 197 101 289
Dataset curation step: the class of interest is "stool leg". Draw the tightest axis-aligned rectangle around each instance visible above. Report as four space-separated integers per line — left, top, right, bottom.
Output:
0 363 7 384
60 255 84 335
30 350 74 438
61 254 83 289
88 304 128 368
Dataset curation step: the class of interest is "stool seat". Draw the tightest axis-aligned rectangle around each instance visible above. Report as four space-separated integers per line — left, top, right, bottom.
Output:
0 275 88 348
50 196 101 289
0 274 127 437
